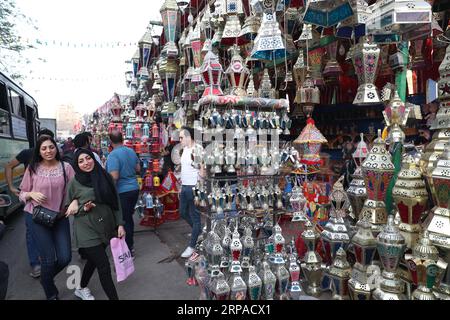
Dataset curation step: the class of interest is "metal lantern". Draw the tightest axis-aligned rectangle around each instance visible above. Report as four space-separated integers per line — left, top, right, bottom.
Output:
360 130 395 234
300 220 324 297
201 51 224 97
210 269 230 300
325 247 352 300
246 265 262 300
160 0 179 58
392 154 428 249
270 253 290 298
303 0 354 28
425 142 450 299
238 14 261 44
250 4 286 61
221 0 243 46
298 72 320 118
373 215 407 300
138 28 153 81
405 231 448 300
308 47 325 87
110 101 123 123
320 209 351 263
259 260 277 300
258 69 276 99
348 217 378 300
225 46 250 96
337 0 370 38
190 22 203 69
383 90 410 144
158 56 178 103
288 253 303 300
366 0 432 37
323 39 343 85
229 269 247 300
351 36 381 105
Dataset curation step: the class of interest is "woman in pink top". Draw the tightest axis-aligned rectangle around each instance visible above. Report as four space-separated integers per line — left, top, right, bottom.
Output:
19 135 75 300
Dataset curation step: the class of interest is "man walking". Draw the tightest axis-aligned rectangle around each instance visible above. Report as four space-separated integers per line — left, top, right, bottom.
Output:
106 131 140 256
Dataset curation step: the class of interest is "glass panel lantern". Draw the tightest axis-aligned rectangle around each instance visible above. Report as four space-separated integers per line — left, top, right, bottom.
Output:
201 51 224 97
160 0 179 58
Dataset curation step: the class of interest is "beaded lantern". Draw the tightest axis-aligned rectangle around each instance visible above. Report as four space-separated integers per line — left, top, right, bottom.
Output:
201 51 224 97
293 118 327 173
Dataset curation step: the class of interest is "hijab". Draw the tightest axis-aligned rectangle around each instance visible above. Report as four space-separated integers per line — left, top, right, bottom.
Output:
74 148 119 210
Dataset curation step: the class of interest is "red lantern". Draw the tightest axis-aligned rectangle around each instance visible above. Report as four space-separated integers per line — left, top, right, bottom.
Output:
108 122 116 134
116 123 123 135
152 159 160 172
110 102 123 122
152 123 159 139
134 123 142 139
151 141 161 153
201 51 224 97
124 139 134 149
135 103 146 122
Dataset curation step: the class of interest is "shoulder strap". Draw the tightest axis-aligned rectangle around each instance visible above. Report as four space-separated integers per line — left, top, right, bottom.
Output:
60 161 67 210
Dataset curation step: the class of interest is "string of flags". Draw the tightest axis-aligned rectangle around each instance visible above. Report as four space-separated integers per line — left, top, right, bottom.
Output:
24 74 123 82
24 38 140 49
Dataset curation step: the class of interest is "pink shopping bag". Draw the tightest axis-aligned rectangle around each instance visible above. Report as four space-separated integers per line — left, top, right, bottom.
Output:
110 237 135 282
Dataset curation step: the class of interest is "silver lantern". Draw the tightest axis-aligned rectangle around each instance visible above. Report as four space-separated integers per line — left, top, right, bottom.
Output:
247 265 263 300
301 220 324 297
325 247 352 300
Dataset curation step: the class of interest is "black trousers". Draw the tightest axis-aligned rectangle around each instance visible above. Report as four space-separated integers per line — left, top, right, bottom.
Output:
0 261 8 300
79 244 118 300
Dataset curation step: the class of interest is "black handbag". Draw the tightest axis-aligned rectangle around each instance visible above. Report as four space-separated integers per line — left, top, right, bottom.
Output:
32 162 67 227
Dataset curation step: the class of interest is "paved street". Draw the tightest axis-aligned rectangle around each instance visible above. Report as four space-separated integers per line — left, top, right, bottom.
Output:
0 211 199 300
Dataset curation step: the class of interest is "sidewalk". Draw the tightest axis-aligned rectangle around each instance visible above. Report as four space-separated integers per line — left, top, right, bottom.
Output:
0 212 198 300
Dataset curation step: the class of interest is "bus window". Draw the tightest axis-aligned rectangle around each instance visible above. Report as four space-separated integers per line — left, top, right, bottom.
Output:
0 82 11 136
9 89 25 118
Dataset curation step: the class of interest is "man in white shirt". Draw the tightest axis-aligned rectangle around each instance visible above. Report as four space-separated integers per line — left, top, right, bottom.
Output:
179 126 204 258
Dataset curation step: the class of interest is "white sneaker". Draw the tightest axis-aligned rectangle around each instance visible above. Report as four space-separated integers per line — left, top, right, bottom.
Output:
75 287 95 300
181 246 195 258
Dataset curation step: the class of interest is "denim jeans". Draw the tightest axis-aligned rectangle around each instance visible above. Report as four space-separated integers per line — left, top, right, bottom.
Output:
180 185 201 248
119 189 139 251
30 216 72 300
25 213 41 267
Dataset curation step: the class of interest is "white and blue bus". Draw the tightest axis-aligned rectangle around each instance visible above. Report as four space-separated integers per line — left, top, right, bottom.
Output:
0 71 40 219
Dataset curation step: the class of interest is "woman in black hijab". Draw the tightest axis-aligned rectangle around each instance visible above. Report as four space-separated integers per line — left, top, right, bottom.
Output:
65 148 124 300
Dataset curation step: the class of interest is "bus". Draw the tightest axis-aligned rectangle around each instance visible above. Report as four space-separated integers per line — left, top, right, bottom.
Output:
0 71 40 220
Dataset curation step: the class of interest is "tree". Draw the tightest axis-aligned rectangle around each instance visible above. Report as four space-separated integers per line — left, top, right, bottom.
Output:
0 0 37 83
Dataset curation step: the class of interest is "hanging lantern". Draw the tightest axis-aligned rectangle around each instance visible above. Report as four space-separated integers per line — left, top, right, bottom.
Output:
348 217 377 300
392 154 428 249
138 27 153 81
134 103 146 123
225 45 250 96
299 72 320 118
158 56 178 103
190 22 203 69
382 90 410 144
131 49 140 80
293 118 327 173
373 216 407 300
303 0 354 28
160 0 179 58
366 0 432 38
352 36 381 105
238 14 261 44
308 47 326 87
360 130 395 235
250 4 286 61
110 100 123 123
258 69 276 99
201 51 224 97
323 39 343 85
336 0 370 38
221 0 244 46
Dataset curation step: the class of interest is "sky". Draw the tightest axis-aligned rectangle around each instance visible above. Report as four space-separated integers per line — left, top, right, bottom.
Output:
13 0 165 118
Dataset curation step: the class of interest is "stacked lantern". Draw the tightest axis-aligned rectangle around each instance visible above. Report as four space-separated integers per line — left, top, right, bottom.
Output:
348 217 378 300
324 247 352 300
392 154 428 249
360 130 395 235
425 142 450 299
346 133 369 220
373 216 407 300
300 220 324 297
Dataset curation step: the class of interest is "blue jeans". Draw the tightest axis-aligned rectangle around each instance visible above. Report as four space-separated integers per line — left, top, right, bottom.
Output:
25 213 40 267
30 216 72 300
119 189 139 251
180 185 201 248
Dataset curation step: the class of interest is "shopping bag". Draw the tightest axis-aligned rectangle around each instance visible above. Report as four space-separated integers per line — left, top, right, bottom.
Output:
110 237 135 282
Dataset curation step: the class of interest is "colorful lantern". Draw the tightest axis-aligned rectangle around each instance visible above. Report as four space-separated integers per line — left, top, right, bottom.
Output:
190 22 203 69
392 154 428 248
320 209 351 263
303 0 354 28
348 217 378 300
298 72 320 118
225 46 250 96
360 130 395 234
325 247 352 300
160 0 179 58
201 50 224 97
158 56 178 103
336 0 370 38
238 14 260 44
373 216 407 300
351 36 381 105
221 0 244 46
382 90 410 144
138 27 153 81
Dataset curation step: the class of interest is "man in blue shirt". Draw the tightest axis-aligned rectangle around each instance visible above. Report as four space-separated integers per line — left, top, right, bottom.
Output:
106 131 140 255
